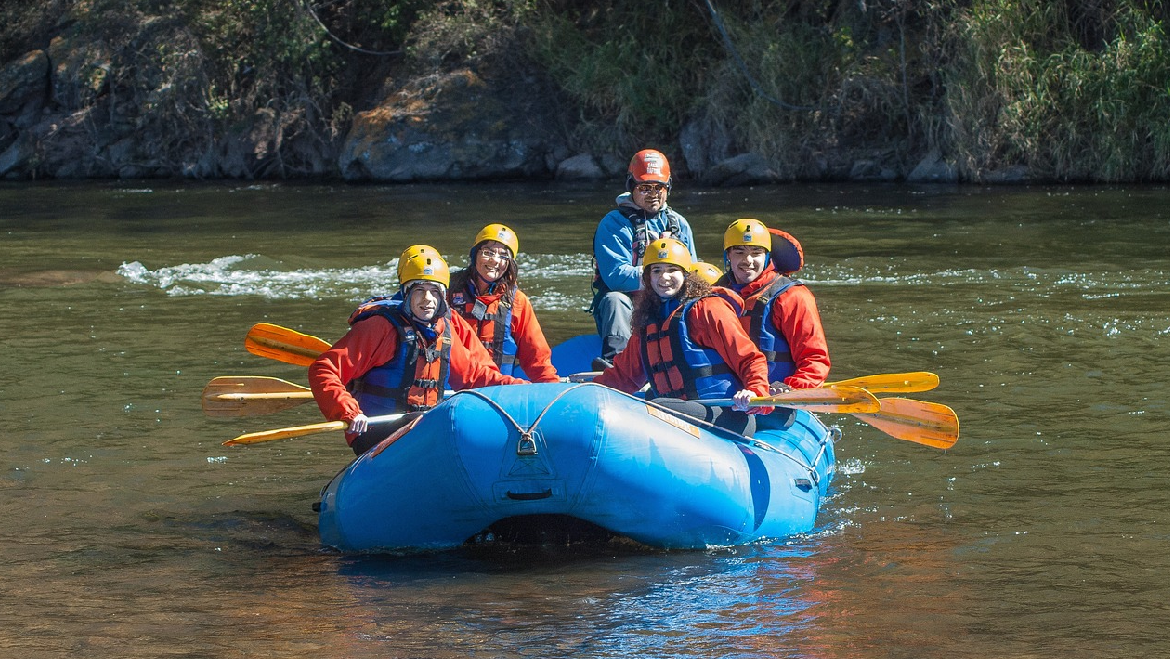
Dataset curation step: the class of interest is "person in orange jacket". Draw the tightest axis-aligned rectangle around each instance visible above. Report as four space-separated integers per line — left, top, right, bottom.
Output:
717 219 831 391
593 237 774 436
309 248 527 455
397 244 504 370
448 224 559 383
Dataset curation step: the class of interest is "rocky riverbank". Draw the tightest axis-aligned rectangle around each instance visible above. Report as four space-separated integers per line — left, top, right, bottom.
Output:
3 1 1164 185
0 38 965 185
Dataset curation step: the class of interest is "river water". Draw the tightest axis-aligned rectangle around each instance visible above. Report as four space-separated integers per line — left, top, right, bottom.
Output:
1 180 1168 658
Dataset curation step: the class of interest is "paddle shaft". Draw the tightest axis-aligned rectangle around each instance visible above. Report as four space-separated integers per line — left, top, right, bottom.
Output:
703 386 879 414
703 399 880 414
223 412 406 446
213 391 314 401
568 371 937 393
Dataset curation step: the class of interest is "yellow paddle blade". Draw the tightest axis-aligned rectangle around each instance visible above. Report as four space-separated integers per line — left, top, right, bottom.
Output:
827 372 940 394
223 420 347 446
201 376 316 417
244 323 330 367
853 398 959 449
753 386 880 414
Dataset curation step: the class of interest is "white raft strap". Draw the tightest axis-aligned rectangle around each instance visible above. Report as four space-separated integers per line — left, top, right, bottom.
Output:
451 384 595 455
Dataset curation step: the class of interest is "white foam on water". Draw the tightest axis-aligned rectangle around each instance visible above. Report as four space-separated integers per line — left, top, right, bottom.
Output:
117 255 400 300
115 252 599 306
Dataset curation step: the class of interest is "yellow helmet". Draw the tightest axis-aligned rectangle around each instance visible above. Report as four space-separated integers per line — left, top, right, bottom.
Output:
643 237 693 271
689 260 723 285
398 249 450 288
723 218 770 251
473 223 519 256
396 244 440 281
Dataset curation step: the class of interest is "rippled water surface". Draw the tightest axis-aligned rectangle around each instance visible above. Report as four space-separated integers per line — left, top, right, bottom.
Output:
2 181 1169 658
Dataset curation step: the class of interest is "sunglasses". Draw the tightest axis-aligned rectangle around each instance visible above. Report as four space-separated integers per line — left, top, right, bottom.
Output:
634 183 668 194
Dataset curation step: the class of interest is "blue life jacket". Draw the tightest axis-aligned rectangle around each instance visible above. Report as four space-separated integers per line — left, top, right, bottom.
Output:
639 294 740 401
744 276 802 383
346 297 452 414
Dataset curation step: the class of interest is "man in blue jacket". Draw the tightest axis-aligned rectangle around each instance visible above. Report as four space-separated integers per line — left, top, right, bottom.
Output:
590 149 697 369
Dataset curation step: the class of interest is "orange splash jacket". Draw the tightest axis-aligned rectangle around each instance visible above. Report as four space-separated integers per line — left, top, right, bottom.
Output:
594 292 771 400
735 265 831 389
309 312 525 446
448 275 559 383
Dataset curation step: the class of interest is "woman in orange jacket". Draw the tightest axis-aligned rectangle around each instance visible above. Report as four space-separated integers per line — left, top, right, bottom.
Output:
447 224 559 383
309 249 527 455
593 237 774 436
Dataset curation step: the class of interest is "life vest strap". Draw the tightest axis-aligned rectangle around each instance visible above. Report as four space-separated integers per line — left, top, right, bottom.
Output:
759 349 794 362
348 380 399 399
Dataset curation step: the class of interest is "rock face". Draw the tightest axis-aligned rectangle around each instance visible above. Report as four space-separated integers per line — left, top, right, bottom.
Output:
0 33 1012 183
907 148 958 183
0 49 48 117
339 69 568 181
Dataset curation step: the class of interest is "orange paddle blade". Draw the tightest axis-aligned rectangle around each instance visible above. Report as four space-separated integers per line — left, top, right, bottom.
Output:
244 323 330 367
853 398 959 449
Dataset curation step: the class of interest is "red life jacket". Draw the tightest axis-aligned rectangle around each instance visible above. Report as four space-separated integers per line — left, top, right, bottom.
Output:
638 291 743 400
449 273 519 375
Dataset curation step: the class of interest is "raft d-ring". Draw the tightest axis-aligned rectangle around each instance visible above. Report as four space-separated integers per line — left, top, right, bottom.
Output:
516 431 538 456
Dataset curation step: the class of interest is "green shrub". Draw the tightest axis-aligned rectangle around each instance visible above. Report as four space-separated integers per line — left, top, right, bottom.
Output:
944 0 1170 181
524 0 720 153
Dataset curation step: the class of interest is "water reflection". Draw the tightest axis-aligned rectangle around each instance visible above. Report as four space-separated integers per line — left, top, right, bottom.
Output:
329 542 825 658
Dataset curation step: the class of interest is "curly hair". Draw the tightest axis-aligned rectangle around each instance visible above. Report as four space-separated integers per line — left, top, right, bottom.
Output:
631 271 713 335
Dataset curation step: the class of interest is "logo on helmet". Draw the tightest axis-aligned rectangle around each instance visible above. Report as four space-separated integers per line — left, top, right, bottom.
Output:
657 249 669 259
743 232 755 242
643 153 664 175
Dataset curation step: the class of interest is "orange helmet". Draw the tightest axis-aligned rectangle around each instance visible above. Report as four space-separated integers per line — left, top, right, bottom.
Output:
689 260 723 285
642 237 693 271
626 149 672 190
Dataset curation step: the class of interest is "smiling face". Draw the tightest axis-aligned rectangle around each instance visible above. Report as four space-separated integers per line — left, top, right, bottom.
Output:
647 263 686 299
474 240 512 283
407 281 445 322
727 245 769 285
631 182 668 213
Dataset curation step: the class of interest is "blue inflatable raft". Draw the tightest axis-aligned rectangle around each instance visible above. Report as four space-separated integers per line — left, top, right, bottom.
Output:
317 382 837 552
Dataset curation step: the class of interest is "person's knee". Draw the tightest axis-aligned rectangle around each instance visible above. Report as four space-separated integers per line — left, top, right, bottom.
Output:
596 292 632 316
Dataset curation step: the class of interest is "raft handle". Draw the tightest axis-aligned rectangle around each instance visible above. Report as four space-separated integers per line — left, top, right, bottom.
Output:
506 489 553 501
793 478 813 492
